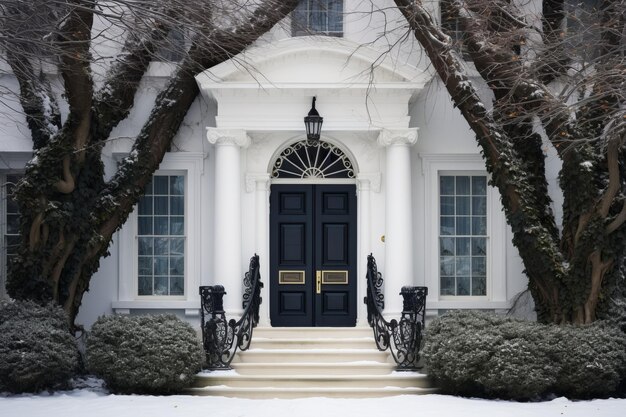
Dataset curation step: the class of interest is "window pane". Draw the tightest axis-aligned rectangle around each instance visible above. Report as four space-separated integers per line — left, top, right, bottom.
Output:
457 276 470 295
171 196 184 216
440 257 455 276
170 238 184 256
472 216 487 235
440 176 455 195
472 196 486 215
170 217 184 235
440 237 454 256
456 216 470 235
440 276 455 295
456 257 470 275
472 276 486 296
138 257 153 276
456 196 470 215
138 216 152 235
154 176 168 194
170 176 184 195
138 237 153 255
154 197 169 215
440 196 455 215
472 257 486 275
154 276 168 295
154 237 169 255
472 237 487 256
155 257 168 275
456 237 470 256
138 276 153 295
154 217 168 235
170 277 184 296
456 176 470 195
170 256 184 275
440 216 455 235
472 176 486 195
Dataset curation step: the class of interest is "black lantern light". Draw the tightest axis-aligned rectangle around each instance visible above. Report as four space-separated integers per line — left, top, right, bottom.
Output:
304 97 323 140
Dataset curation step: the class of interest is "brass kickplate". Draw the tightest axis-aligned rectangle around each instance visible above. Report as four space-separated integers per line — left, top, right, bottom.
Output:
279 270 305 284
322 270 348 285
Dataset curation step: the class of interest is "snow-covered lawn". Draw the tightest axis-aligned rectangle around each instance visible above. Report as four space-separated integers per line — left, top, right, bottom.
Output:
1 382 624 417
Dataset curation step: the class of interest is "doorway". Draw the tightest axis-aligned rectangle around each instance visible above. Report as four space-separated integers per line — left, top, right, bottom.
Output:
269 184 357 326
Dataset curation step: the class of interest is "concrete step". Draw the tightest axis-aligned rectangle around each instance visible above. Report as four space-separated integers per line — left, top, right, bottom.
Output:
236 348 392 363
250 337 376 350
187 385 439 399
194 372 433 389
252 327 373 339
191 326 436 398
231 362 396 375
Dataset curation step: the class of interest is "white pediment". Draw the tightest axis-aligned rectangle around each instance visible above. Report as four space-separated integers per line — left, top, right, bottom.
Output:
196 37 429 88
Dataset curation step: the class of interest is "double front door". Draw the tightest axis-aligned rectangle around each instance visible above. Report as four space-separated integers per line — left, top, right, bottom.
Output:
270 184 357 327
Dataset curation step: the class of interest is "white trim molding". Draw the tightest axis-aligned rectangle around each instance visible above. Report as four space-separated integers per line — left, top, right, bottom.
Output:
421 153 507 309
114 152 204 315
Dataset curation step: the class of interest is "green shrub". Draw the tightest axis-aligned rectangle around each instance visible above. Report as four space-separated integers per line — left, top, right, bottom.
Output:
424 311 626 400
0 300 79 393
86 314 204 394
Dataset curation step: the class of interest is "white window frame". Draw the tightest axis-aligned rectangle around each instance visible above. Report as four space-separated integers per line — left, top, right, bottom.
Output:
422 154 507 309
114 153 203 315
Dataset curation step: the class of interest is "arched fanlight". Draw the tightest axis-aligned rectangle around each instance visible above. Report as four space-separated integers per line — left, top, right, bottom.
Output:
304 97 323 140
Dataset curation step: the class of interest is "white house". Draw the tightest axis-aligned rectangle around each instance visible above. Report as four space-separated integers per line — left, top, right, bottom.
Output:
0 0 535 331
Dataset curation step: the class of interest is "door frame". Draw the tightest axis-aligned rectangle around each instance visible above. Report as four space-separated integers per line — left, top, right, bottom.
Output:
269 179 359 327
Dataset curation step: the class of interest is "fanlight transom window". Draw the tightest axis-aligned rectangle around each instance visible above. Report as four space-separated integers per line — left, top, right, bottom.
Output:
272 140 355 179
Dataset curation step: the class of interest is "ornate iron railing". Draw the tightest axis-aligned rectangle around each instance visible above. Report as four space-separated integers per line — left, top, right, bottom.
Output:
364 254 428 370
199 254 262 370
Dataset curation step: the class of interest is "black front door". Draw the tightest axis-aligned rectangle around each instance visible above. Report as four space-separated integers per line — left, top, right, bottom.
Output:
270 184 357 327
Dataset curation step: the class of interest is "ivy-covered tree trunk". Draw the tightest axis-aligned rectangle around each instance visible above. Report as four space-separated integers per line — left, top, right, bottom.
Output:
3 0 299 328
394 0 625 324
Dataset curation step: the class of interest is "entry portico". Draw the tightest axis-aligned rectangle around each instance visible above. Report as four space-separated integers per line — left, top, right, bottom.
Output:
196 37 430 325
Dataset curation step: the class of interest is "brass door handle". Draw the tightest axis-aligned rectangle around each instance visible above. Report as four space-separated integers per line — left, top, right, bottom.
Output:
316 271 321 294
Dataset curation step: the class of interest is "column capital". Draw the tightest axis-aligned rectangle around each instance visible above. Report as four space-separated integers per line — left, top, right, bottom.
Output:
357 172 381 193
245 173 271 193
206 128 251 148
377 128 419 147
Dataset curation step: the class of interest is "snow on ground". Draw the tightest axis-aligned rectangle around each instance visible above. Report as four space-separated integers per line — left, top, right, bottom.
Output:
1 385 624 417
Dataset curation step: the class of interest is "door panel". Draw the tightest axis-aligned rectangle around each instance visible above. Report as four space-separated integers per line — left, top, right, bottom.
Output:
314 185 356 326
270 184 356 327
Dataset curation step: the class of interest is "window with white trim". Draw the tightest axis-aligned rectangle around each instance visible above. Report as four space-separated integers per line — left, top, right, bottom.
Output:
1 173 21 299
422 154 507 307
292 0 343 37
439 174 487 296
114 152 203 312
137 174 185 296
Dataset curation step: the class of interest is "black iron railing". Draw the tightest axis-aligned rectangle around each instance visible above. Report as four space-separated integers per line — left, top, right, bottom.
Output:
364 253 428 370
199 254 262 370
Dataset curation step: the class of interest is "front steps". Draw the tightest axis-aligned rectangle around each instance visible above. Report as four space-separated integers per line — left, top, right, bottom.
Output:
189 327 437 398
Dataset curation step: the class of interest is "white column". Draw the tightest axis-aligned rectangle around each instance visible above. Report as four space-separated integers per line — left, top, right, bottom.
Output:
207 128 250 316
378 129 418 315
356 176 372 326
246 173 271 326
